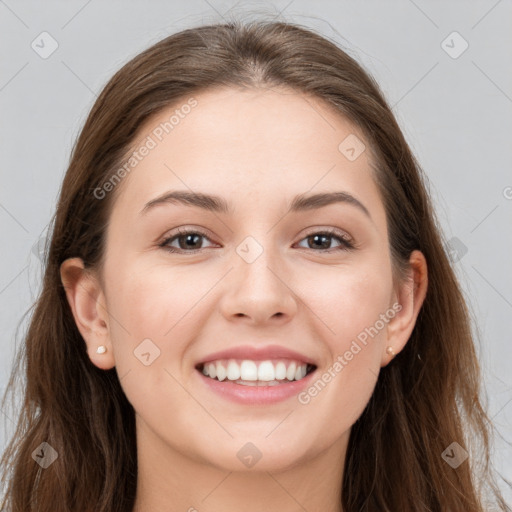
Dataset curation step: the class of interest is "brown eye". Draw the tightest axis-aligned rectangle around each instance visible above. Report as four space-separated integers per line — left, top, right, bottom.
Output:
296 230 355 252
159 227 355 254
160 229 215 253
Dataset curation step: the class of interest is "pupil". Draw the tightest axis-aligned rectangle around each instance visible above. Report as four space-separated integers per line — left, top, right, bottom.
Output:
310 234 329 249
181 234 200 249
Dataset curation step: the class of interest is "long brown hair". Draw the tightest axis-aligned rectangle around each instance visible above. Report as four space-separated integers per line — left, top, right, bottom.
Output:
1 17 509 512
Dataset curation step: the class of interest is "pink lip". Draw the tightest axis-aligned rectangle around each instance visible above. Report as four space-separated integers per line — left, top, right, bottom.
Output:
196 368 317 405
196 344 316 366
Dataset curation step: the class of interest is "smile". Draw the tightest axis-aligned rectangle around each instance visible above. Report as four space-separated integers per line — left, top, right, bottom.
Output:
197 358 316 386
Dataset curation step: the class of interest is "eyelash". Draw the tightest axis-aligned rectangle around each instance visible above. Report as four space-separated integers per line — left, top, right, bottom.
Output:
158 227 356 254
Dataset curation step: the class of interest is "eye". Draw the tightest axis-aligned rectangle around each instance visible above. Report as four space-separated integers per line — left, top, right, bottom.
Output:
159 227 355 254
159 228 215 253
295 228 355 252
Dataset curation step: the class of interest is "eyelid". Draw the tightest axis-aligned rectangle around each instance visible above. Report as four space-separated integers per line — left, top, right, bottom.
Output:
161 226 216 244
301 226 353 243
159 225 216 242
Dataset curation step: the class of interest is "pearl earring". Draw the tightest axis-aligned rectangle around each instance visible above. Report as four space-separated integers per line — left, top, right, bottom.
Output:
386 346 395 357
96 345 107 354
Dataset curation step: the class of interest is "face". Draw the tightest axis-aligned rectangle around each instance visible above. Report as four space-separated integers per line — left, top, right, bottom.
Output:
94 86 403 472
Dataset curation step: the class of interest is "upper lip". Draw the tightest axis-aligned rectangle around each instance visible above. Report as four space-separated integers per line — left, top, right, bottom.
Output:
196 344 317 367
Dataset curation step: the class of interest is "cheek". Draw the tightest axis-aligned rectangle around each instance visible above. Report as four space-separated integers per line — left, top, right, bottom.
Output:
105 261 203 340
103 265 204 425
298 265 392 416
102 262 204 386
309 263 393 347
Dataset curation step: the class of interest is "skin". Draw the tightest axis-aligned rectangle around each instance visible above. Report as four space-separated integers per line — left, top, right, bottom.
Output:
61 86 427 512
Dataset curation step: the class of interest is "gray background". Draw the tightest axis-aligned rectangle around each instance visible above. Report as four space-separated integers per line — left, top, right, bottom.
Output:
1 0 511 502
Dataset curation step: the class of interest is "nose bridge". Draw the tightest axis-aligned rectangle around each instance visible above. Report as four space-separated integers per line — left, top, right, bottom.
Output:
236 232 286 290
219 232 298 321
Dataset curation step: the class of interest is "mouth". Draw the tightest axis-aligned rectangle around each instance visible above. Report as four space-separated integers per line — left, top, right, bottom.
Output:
195 358 317 387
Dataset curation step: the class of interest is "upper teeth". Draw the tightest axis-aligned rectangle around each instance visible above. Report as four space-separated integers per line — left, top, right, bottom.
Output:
201 359 310 382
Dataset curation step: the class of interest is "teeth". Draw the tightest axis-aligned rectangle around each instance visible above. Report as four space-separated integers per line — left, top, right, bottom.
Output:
207 363 216 379
257 361 275 381
286 362 296 381
216 362 227 381
240 360 258 381
235 379 281 386
200 359 312 384
275 362 287 380
227 360 240 380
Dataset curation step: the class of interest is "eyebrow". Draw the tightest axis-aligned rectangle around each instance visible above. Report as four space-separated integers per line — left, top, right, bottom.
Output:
140 190 371 219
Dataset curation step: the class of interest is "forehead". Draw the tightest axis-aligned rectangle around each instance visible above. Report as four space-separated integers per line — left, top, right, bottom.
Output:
110 86 384 222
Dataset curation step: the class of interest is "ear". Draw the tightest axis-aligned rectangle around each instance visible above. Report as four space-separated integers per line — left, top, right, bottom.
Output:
60 257 115 370
381 250 428 366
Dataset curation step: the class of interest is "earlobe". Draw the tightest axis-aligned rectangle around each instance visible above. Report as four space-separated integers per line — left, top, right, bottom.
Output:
381 250 428 367
60 257 115 370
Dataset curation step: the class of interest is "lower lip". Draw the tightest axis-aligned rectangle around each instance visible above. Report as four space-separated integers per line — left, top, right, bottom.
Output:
196 369 316 405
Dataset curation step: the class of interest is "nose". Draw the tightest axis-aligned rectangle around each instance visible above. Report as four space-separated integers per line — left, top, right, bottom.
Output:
218 242 298 325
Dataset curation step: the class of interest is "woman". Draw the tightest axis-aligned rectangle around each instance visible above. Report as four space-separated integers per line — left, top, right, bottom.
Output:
1 18 509 512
